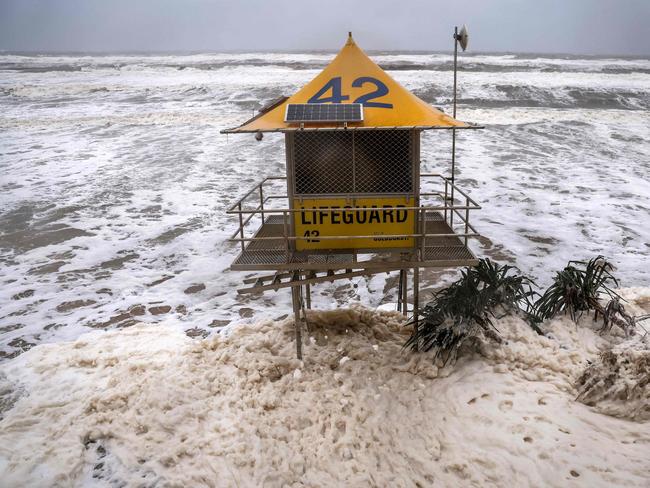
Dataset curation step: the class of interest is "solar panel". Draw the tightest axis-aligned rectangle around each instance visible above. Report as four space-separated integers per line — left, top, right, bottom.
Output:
285 103 363 123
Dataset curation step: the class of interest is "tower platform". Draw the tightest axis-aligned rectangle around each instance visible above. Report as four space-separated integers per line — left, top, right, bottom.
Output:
228 175 479 274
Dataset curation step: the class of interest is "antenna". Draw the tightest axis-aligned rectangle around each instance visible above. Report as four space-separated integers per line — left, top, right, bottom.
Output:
449 24 469 224
456 25 469 52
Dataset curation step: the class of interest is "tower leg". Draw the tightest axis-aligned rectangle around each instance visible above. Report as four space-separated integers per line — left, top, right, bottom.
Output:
305 282 312 309
397 269 404 312
413 266 420 351
401 269 408 317
291 284 303 360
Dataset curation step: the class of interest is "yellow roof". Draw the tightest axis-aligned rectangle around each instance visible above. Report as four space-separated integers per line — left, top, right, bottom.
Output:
223 34 474 133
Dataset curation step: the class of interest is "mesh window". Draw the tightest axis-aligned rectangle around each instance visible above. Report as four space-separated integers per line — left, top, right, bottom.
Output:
354 130 412 193
294 131 353 194
293 130 413 195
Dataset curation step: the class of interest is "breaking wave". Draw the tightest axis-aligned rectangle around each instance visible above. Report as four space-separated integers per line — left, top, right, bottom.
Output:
462 85 650 110
2 83 648 113
2 51 649 75
2 52 648 112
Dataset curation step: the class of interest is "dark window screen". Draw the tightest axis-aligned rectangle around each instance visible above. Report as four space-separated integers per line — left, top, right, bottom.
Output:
354 130 412 193
294 131 353 194
293 130 412 195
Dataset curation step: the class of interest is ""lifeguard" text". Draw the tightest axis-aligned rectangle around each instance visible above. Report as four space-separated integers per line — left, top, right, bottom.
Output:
299 205 409 225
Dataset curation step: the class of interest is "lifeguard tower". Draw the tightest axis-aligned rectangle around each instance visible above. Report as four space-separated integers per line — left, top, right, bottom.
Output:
222 32 482 358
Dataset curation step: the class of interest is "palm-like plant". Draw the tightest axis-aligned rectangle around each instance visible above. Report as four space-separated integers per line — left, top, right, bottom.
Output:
533 256 618 322
405 259 538 364
532 256 635 336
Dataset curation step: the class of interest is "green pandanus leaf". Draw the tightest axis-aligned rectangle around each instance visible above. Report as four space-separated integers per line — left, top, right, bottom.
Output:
405 259 538 362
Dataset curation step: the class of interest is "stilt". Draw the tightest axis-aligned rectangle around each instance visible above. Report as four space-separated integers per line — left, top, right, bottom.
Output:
413 266 420 351
401 268 408 317
397 269 404 312
291 283 303 360
300 284 311 335
413 266 420 319
305 282 312 309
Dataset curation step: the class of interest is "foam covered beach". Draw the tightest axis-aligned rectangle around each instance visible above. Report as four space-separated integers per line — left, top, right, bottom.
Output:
1 288 648 486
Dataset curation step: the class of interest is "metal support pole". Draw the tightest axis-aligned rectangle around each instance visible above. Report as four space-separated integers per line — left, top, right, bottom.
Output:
259 185 265 224
464 197 470 247
443 179 449 223
450 26 459 227
238 202 245 252
397 269 404 312
420 208 426 262
291 283 303 360
401 269 408 317
305 283 312 309
452 27 459 120
413 266 420 351
283 211 289 263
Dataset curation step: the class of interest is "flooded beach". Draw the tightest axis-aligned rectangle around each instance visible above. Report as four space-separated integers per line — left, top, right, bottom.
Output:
1 51 649 359
0 43 649 488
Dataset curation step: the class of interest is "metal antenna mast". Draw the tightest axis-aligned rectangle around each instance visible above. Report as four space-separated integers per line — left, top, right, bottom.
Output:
450 25 468 223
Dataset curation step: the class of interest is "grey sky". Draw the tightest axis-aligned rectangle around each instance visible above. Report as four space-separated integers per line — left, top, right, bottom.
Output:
1 0 648 55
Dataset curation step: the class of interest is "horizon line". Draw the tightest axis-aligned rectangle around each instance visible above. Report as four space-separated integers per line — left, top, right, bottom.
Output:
1 48 649 59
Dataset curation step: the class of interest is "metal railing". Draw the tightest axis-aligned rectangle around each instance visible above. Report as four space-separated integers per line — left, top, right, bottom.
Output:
226 174 480 259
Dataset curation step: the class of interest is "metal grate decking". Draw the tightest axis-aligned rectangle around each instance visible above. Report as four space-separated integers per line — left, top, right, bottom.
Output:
232 212 476 271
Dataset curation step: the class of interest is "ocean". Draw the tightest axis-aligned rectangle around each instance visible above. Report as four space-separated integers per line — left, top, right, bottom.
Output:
1 51 649 360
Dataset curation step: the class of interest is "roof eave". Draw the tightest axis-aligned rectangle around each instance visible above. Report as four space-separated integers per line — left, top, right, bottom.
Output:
221 124 484 134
